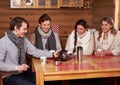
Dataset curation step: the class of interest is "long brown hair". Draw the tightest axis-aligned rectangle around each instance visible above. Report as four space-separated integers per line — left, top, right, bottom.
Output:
98 16 117 40
73 19 89 53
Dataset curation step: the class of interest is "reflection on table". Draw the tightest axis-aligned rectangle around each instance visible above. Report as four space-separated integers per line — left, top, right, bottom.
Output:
32 55 120 85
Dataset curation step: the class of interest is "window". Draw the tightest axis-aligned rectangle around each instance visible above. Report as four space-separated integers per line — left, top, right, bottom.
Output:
115 0 120 29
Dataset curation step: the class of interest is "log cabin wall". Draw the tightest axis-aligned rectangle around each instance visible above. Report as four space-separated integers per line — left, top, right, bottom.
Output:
118 0 120 29
0 0 115 49
91 0 115 30
0 0 92 49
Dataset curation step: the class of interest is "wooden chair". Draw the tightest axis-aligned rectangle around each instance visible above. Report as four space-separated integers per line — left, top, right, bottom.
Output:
0 71 3 85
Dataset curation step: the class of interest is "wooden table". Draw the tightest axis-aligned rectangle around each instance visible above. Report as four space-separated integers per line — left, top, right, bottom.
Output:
32 55 120 85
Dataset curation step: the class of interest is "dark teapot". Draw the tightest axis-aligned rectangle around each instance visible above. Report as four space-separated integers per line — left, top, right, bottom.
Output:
58 50 72 61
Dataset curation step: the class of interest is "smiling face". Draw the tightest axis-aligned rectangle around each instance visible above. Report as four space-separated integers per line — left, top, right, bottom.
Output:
101 21 112 33
13 22 28 37
76 25 86 35
39 20 51 33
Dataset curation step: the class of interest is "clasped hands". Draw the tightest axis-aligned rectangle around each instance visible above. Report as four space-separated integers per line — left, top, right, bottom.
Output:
94 49 112 57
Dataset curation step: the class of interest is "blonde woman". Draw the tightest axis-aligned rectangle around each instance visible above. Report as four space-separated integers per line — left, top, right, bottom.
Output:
94 16 120 56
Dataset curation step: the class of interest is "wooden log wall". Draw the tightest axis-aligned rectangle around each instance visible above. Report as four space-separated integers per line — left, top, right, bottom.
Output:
91 0 115 30
0 0 92 48
0 0 116 48
118 0 120 29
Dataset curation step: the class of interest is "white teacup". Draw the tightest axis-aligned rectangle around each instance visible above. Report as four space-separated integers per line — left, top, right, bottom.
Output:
97 48 102 52
55 60 61 65
67 51 73 54
49 50 55 54
96 48 102 56
40 56 47 65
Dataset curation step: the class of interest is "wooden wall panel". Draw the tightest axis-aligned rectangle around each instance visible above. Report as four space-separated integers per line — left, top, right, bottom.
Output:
91 0 115 30
0 0 92 49
0 0 116 48
118 0 120 29
0 0 92 39
119 14 120 29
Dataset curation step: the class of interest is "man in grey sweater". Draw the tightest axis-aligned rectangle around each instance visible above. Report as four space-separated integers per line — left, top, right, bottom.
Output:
0 17 58 85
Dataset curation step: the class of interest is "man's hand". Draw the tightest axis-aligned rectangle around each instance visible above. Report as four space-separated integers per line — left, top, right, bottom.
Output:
16 64 30 71
53 50 61 58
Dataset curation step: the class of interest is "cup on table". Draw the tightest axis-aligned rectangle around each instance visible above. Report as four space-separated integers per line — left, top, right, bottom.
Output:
54 60 61 66
96 48 102 56
40 56 47 65
67 51 73 56
97 48 102 52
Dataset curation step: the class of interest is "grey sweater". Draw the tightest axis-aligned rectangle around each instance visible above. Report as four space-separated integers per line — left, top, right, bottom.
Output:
0 33 53 77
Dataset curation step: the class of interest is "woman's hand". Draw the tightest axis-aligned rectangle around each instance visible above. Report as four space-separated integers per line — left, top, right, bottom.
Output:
94 50 100 56
94 49 103 57
102 50 113 56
